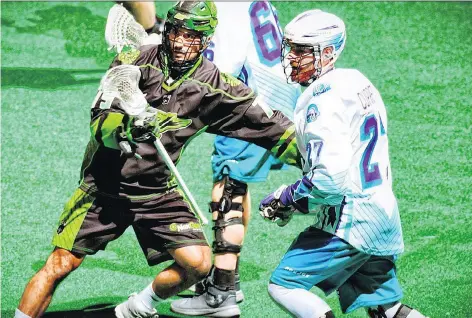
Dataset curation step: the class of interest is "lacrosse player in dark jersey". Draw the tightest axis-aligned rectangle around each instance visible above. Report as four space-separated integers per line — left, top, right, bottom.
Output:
15 2 300 318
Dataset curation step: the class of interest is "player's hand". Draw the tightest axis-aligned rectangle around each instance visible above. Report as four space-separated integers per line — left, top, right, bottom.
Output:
259 185 295 227
127 105 159 142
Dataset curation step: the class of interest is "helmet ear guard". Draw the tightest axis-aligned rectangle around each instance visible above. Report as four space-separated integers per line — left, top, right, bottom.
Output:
323 46 334 60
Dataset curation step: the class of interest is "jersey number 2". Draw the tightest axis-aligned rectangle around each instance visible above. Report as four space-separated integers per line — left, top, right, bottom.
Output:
360 114 385 190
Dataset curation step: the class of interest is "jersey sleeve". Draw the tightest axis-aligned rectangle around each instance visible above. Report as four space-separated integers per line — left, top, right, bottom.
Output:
89 95 127 150
201 71 301 168
292 94 352 207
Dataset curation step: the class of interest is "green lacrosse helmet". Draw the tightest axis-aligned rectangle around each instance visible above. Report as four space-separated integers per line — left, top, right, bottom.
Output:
162 1 218 74
166 1 218 37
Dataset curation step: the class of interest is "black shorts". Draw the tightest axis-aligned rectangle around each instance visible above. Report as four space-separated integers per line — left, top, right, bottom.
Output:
52 187 209 265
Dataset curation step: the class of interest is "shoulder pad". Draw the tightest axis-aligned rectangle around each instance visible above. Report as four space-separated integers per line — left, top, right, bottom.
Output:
117 49 141 65
220 73 242 87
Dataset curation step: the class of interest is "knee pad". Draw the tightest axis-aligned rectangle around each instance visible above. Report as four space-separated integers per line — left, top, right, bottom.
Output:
210 177 247 254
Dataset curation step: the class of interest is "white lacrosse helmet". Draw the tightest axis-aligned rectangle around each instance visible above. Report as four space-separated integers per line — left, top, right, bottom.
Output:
282 10 346 85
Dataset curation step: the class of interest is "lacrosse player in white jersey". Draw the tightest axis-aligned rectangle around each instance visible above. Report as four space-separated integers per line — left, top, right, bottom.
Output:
259 9 429 318
171 2 301 317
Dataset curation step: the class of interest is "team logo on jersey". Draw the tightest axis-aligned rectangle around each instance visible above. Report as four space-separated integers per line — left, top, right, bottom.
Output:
156 110 192 134
169 222 202 233
220 73 241 87
162 95 171 105
312 83 331 97
306 104 320 123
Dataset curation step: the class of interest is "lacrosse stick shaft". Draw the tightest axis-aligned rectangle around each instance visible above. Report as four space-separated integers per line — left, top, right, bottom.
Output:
152 138 209 225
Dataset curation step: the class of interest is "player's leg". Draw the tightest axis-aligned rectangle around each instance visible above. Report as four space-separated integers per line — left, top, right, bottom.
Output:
212 177 246 302
17 187 130 318
170 176 245 317
115 190 213 318
268 283 334 318
16 248 84 318
268 228 371 318
234 187 251 299
116 245 212 318
337 255 429 318
161 245 212 297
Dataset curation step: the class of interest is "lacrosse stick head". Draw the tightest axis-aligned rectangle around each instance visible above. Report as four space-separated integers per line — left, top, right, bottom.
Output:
105 4 148 53
100 65 147 116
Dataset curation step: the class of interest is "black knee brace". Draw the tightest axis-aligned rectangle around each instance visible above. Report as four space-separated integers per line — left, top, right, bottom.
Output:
209 177 247 214
210 177 247 254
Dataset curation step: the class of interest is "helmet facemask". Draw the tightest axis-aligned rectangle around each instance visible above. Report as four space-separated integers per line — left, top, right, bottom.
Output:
281 39 322 86
163 22 210 75
282 9 346 86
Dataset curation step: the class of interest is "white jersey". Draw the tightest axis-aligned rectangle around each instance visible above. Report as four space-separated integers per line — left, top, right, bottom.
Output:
292 68 404 256
205 1 301 119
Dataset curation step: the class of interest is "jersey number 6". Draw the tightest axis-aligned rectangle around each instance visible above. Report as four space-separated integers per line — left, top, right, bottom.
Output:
249 1 282 66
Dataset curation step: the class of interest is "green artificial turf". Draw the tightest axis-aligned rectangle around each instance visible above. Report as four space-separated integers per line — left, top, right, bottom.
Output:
1 2 471 317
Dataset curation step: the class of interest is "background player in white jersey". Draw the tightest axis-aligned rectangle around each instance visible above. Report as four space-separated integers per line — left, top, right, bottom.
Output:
116 2 301 317
259 10 429 318
172 3 301 317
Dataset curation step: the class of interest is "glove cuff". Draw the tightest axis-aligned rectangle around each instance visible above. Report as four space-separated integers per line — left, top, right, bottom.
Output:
277 185 294 207
281 181 310 213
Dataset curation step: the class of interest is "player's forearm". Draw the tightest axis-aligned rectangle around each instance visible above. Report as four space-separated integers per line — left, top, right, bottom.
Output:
118 1 157 30
269 125 301 167
236 106 302 168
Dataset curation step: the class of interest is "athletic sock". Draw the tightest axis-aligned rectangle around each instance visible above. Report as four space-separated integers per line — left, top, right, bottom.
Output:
136 283 164 309
14 309 32 318
214 267 235 291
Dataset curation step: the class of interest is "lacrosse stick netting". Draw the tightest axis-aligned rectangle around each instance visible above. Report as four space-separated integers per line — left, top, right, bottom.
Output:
105 4 148 53
99 65 147 116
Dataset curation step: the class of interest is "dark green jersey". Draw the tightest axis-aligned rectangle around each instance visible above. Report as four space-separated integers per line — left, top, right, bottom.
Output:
80 45 300 196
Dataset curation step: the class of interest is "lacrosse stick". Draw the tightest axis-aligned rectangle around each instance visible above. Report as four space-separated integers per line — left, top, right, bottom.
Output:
100 64 208 225
151 134 208 225
105 4 161 54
